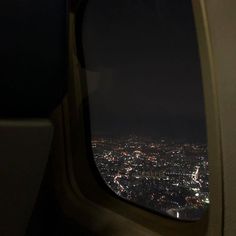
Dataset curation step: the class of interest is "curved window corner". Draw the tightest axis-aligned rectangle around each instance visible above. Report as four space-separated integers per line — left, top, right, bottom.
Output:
76 0 209 221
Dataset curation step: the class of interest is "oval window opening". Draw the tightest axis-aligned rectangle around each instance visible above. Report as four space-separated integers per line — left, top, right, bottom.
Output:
77 0 209 221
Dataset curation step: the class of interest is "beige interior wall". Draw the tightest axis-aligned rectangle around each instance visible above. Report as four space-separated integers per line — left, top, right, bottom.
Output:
0 120 53 236
203 0 236 235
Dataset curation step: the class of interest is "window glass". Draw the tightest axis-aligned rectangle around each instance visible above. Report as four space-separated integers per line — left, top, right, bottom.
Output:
78 0 209 221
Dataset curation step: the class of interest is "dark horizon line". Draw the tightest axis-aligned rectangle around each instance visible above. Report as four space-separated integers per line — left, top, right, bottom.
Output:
91 132 207 143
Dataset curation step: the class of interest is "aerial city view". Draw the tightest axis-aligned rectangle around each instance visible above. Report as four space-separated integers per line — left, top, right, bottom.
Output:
92 135 209 221
83 0 209 221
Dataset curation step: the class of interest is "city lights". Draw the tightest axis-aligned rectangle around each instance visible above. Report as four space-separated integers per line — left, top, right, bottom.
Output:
93 135 209 221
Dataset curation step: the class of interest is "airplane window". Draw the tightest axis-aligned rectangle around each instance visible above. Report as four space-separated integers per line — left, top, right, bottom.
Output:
77 0 209 221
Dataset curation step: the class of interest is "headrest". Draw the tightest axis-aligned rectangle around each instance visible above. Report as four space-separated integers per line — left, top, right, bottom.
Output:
0 0 68 117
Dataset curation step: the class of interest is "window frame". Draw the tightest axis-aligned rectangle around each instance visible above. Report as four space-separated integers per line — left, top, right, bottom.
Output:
51 0 223 234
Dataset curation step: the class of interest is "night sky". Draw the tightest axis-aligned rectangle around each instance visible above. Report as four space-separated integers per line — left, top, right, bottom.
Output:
78 0 207 141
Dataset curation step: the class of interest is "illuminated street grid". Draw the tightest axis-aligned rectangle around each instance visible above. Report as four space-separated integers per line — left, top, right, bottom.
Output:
92 135 209 220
